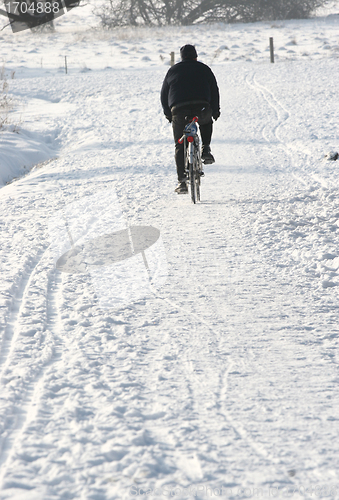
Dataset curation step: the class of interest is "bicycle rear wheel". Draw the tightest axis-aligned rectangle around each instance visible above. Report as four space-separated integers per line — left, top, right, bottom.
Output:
194 151 201 203
196 173 200 202
190 145 201 204
188 161 196 203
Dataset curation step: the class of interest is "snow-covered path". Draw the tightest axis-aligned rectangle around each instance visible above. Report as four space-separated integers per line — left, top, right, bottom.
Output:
1 55 339 499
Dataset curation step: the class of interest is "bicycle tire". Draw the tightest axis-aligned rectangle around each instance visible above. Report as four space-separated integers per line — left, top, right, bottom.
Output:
186 140 197 204
191 143 201 203
194 148 201 202
183 125 201 204
189 161 196 204
196 173 200 202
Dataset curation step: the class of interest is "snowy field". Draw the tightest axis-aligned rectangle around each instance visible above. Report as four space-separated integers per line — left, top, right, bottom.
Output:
1 2 339 500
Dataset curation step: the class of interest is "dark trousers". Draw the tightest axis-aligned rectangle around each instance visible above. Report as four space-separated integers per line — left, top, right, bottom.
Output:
172 104 213 181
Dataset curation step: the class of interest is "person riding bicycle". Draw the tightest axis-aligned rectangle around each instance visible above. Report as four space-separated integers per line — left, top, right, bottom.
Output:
161 44 220 193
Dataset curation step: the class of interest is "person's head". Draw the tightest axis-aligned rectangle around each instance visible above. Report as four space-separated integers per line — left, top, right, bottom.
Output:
180 44 198 61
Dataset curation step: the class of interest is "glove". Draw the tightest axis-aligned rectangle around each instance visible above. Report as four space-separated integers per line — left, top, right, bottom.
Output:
165 115 172 123
213 111 220 121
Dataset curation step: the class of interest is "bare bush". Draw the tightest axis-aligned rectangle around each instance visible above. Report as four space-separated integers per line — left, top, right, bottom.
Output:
0 67 12 130
95 0 328 26
0 66 20 132
245 0 327 21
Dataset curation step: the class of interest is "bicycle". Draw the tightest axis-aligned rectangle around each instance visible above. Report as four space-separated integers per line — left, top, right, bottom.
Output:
178 116 203 204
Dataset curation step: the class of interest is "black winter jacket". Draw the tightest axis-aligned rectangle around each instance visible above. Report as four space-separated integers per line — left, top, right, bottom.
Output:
161 59 220 118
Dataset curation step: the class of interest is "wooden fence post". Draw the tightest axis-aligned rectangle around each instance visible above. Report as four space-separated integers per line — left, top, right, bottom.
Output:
170 52 175 66
269 37 274 63
65 56 68 74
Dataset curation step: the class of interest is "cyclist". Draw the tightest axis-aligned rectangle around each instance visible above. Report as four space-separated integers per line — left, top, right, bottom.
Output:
161 44 220 193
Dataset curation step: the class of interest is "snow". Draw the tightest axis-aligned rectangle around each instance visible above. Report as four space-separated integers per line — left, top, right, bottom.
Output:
1 3 339 500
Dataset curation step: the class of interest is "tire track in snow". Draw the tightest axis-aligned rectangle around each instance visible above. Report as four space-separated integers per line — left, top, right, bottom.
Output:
135 293 208 482
246 70 315 186
157 294 222 399
219 361 271 461
19 268 64 428
108 292 219 484
245 70 332 192
245 71 290 150
0 256 59 488
154 293 274 472
0 247 49 378
155 224 287 470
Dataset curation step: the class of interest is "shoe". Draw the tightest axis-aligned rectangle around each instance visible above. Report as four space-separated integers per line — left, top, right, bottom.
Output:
201 145 215 164
174 180 188 194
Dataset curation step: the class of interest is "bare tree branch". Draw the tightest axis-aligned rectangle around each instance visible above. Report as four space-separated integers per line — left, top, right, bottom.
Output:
95 0 327 27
